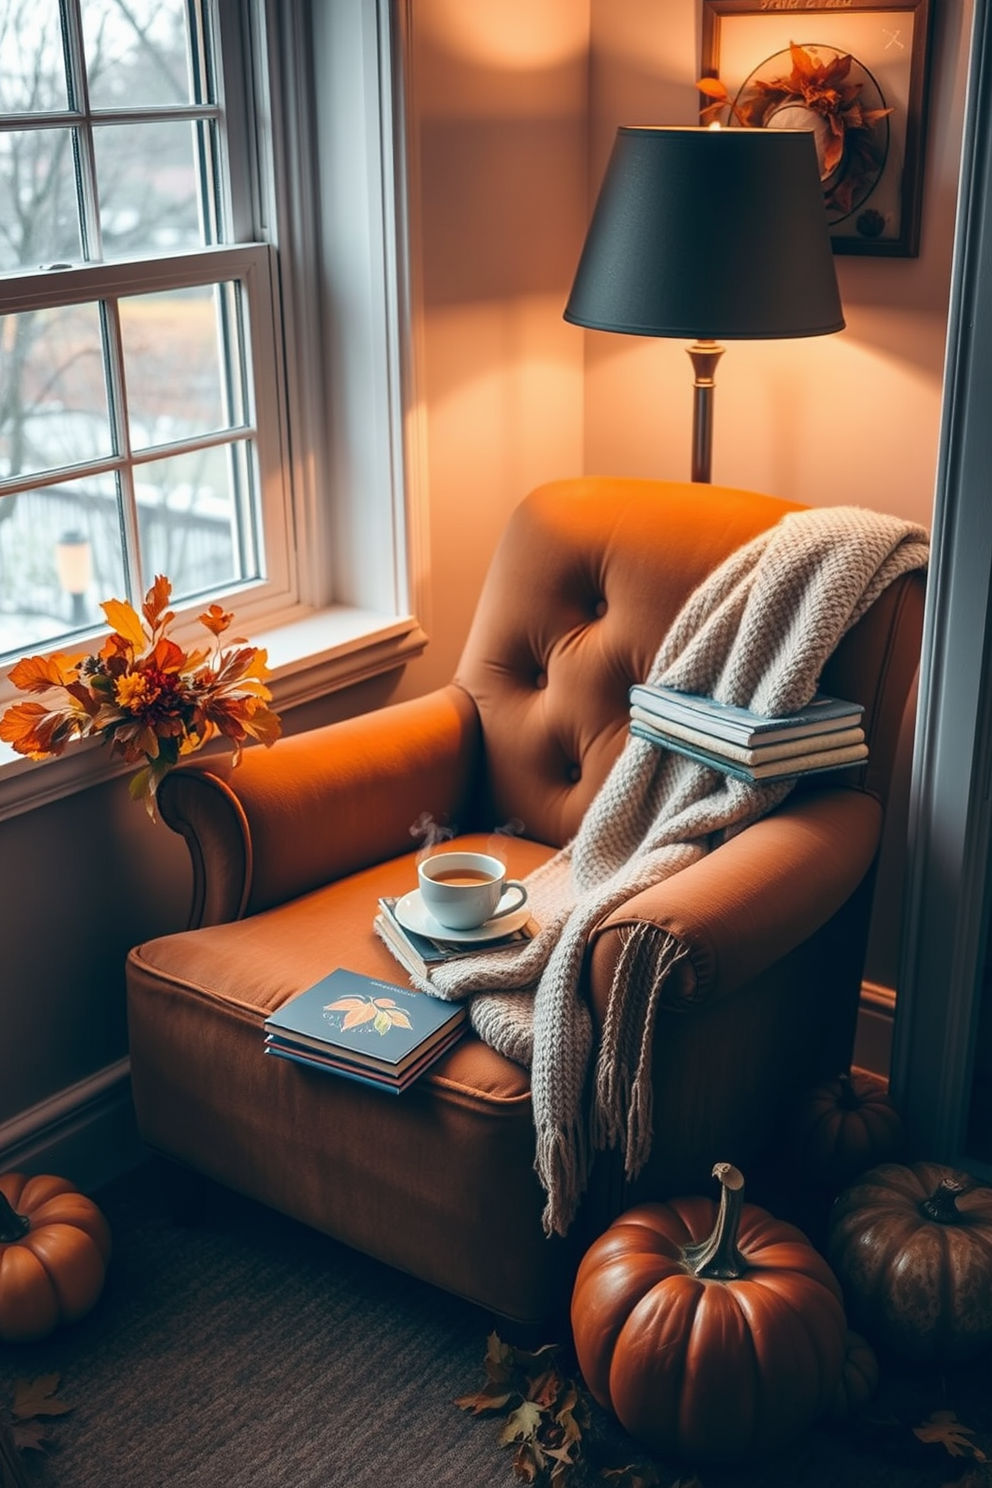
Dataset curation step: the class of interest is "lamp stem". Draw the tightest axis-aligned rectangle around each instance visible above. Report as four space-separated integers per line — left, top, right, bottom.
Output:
686 339 725 484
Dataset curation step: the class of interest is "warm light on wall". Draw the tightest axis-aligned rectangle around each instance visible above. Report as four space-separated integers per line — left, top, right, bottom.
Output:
419 0 588 69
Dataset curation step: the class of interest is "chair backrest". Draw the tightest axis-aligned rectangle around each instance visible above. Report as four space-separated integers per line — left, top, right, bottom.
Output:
454 476 925 850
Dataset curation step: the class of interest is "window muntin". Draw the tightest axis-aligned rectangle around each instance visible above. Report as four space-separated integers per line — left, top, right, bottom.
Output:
0 0 283 665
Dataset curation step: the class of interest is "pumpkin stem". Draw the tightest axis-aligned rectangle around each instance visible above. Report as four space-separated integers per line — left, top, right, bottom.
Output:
836 1072 862 1110
0 1189 31 1242
920 1176 970 1224
683 1161 749 1280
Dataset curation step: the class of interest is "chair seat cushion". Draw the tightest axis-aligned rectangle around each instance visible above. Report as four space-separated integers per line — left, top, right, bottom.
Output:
126 833 580 1323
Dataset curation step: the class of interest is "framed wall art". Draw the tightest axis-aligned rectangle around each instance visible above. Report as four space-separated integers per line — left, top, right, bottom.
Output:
699 0 934 256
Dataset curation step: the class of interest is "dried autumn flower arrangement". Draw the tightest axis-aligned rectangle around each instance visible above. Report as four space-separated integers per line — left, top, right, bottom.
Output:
0 576 281 812
698 42 893 219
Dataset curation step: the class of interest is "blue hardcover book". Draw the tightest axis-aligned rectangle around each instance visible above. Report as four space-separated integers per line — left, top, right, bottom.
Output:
263 967 466 1079
628 685 862 747
264 1021 466 1092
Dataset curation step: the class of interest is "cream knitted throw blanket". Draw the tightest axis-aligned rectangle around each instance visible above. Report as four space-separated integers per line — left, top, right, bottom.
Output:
378 506 929 1237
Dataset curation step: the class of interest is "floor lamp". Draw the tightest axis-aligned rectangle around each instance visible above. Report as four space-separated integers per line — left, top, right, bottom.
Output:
564 127 844 484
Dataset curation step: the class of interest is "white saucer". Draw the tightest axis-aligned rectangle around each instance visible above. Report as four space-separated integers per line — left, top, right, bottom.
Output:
393 888 531 944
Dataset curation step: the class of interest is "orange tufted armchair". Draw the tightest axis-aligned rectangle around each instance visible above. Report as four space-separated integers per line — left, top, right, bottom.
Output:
126 477 924 1327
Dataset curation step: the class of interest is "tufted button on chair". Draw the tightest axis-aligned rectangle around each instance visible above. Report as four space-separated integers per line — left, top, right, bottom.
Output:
126 477 925 1327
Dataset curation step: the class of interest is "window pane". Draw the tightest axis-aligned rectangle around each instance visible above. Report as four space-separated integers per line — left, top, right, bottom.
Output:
0 128 82 270
94 120 203 258
0 0 68 114
120 283 243 448
83 0 194 110
0 474 127 660
0 302 113 481
137 441 259 601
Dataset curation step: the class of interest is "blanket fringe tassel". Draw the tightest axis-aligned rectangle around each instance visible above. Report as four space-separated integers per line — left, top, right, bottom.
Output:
592 923 689 1180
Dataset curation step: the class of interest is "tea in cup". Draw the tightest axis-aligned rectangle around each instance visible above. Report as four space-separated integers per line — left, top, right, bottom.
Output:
418 851 528 931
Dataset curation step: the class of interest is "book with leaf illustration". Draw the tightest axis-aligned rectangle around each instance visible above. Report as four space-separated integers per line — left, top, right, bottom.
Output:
265 1025 466 1093
263 967 466 1087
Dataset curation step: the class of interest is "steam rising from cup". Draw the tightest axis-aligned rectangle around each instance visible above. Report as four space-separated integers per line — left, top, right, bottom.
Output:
409 812 526 867
409 811 456 865
487 817 525 864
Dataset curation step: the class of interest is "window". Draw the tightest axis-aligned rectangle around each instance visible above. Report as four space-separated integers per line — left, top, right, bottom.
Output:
0 0 294 654
0 0 425 818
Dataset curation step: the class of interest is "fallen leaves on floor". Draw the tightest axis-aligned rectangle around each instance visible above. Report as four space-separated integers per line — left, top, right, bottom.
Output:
914 1409 988 1460
455 1332 667 1486
457 1332 992 1488
456 1332 591 1484
4 1374 73 1452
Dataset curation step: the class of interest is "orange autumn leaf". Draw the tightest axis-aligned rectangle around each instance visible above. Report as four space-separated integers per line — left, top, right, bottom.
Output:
2 574 281 815
789 39 852 87
100 597 147 649
198 603 234 638
325 994 413 1033
343 1005 379 1030
146 635 187 674
376 1000 412 1030
0 701 79 758
694 75 749 127
7 652 78 693
142 574 175 634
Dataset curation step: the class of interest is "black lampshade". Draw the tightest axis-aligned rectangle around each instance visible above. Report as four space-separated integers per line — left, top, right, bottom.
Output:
564 126 844 341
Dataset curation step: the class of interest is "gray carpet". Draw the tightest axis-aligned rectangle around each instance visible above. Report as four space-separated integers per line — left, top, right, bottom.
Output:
3 1161 992 1488
2 1162 511 1488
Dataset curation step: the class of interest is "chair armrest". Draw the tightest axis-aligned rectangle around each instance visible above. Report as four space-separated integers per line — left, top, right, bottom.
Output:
587 786 883 1018
158 683 482 927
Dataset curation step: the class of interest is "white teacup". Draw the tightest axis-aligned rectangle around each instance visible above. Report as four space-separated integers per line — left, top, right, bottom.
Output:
418 851 528 932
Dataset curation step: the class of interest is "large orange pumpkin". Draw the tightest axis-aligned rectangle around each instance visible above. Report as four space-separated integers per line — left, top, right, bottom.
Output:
827 1160 992 1363
570 1163 848 1464
0 1172 112 1342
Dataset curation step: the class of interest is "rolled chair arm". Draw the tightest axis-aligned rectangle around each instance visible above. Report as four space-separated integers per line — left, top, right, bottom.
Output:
588 786 883 1017
158 683 483 927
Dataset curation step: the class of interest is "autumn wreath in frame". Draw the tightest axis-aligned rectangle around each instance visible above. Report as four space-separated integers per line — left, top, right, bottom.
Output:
699 0 934 257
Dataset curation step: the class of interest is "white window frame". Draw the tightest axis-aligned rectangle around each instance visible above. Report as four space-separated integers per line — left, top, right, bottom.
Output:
0 0 427 821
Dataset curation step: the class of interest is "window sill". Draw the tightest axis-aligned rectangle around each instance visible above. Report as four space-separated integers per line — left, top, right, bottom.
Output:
0 605 428 824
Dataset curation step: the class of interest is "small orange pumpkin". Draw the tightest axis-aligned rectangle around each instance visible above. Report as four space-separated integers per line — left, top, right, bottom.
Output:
828 1161 992 1363
0 1172 112 1342
791 1070 905 1193
570 1162 848 1464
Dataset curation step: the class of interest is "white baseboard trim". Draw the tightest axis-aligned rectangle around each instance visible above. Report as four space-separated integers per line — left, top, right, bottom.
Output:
0 1057 149 1194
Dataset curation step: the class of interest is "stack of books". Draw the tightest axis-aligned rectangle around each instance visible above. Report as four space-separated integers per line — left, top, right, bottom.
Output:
263 967 467 1094
374 894 538 980
628 684 867 783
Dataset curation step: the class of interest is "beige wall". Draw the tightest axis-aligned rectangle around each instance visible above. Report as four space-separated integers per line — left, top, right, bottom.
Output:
0 0 973 1135
390 0 591 697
